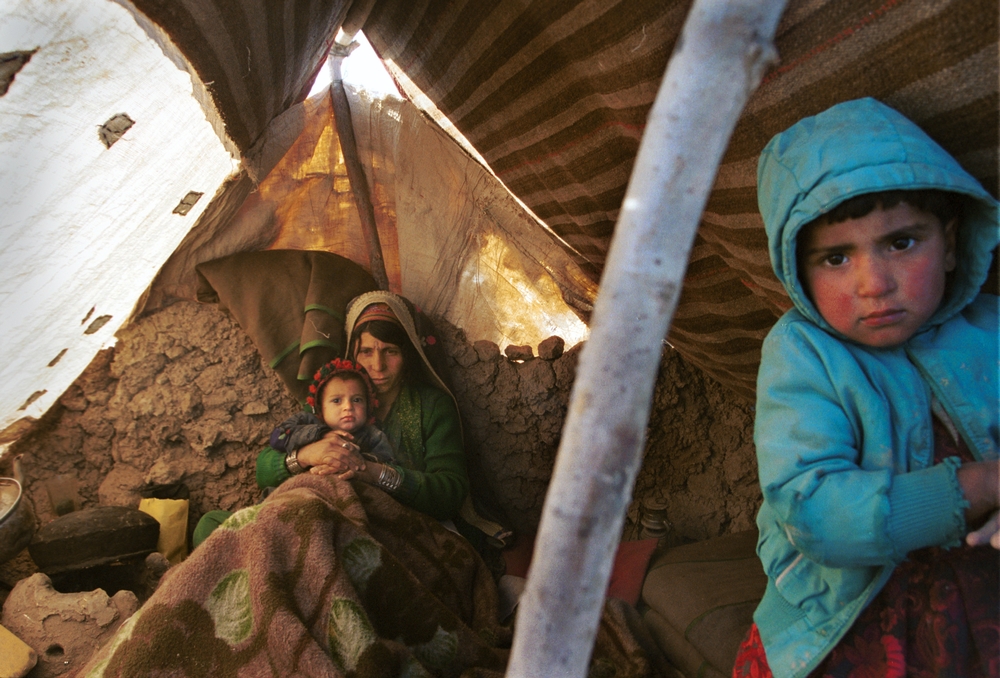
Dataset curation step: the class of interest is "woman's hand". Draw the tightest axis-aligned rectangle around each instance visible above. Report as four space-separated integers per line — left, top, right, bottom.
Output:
337 462 385 486
296 431 366 476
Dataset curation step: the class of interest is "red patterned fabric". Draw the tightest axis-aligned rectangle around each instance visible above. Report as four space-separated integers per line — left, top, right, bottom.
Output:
733 623 771 678
502 535 659 606
815 543 998 677
733 413 1000 678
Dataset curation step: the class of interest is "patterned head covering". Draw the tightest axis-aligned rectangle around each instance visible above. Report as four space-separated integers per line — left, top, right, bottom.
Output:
305 357 378 424
354 302 403 329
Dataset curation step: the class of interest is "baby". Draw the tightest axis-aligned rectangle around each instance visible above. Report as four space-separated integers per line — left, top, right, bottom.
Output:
270 358 394 473
193 358 394 547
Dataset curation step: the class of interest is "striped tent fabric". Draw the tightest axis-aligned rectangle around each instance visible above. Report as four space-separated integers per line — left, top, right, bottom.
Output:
125 0 997 399
363 0 998 398
131 0 351 153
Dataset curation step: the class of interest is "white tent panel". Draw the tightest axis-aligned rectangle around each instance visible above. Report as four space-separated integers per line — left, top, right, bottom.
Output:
0 0 236 436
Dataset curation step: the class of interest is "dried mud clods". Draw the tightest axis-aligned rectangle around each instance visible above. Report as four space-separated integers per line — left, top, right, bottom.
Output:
434 321 582 536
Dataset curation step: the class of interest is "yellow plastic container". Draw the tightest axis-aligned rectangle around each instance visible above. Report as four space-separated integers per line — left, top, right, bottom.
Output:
0 622 37 678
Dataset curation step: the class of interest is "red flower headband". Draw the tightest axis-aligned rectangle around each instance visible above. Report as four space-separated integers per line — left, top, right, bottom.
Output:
354 301 437 347
305 358 378 424
354 302 402 329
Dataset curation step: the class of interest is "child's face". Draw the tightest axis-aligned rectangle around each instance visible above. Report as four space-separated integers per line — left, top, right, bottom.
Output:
799 202 956 348
320 376 368 433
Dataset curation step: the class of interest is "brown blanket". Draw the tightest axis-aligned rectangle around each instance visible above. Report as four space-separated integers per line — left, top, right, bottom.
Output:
75 475 652 677
196 250 377 403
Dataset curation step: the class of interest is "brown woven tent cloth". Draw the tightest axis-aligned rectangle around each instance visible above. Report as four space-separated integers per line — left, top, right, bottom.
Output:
360 0 999 398
132 0 996 399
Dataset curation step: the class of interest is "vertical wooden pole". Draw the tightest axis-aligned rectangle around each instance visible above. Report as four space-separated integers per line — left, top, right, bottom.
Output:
328 41 390 291
505 0 787 676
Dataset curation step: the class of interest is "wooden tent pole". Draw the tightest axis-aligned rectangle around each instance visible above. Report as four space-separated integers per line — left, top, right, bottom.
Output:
328 39 390 291
505 1 786 676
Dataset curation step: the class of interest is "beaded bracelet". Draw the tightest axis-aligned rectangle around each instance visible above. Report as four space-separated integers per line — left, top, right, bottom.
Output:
377 464 402 492
285 449 305 475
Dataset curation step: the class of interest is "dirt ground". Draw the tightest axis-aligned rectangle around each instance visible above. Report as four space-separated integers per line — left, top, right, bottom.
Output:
1 298 760 593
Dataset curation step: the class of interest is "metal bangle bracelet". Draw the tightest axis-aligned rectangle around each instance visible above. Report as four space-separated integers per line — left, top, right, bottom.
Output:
377 464 402 492
285 449 305 475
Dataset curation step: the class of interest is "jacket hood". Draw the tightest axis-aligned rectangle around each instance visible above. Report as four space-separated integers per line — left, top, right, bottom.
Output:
757 97 999 335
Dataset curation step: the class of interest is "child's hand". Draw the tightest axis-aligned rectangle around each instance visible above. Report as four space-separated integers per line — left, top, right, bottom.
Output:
957 459 998 525
310 466 357 480
309 464 357 480
966 510 1000 549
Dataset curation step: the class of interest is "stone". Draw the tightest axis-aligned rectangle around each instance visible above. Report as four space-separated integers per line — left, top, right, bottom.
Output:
97 464 145 508
504 344 534 361
58 385 88 413
144 459 187 487
537 336 565 360
451 341 479 368
164 345 187 360
138 552 170 599
473 340 501 362
1 573 137 678
242 400 269 416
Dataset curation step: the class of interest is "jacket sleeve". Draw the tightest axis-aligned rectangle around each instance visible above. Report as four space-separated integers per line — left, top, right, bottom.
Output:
755 320 967 569
256 445 292 489
393 388 469 520
353 426 396 464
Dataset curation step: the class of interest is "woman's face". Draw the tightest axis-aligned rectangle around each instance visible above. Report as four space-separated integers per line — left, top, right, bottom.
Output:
354 331 405 403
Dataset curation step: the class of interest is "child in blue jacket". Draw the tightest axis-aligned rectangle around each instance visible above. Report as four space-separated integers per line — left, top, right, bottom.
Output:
734 98 999 678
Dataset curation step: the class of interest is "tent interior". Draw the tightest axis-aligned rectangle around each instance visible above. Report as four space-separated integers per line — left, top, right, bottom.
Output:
0 0 996 676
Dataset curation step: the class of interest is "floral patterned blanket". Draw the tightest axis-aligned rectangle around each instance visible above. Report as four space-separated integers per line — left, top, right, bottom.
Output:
75 474 652 677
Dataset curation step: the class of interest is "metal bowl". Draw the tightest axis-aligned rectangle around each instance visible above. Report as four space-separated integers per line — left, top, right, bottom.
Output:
0 477 35 564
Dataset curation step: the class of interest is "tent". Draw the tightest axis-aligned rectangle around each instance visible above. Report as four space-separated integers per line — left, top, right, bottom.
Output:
4 0 995 440
1 0 996 674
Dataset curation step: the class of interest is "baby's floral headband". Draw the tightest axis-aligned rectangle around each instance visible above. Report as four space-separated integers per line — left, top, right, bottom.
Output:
305 357 378 423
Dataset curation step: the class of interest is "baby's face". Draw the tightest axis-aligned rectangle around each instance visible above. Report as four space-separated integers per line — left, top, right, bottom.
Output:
798 202 956 348
320 376 368 433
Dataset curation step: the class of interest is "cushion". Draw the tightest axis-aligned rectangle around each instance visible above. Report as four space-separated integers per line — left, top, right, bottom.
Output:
640 530 765 677
642 608 728 678
503 535 659 606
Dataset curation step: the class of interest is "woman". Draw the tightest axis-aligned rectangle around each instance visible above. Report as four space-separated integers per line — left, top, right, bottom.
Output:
194 291 477 545
82 291 649 677
256 290 470 521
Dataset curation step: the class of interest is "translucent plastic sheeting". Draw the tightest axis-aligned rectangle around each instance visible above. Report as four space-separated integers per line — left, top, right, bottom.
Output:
187 85 595 352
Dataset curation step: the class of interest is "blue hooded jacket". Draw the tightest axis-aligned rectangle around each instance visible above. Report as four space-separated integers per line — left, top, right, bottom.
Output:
752 98 999 677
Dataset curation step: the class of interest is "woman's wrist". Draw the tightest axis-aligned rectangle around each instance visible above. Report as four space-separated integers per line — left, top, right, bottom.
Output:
285 448 306 475
368 462 402 493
